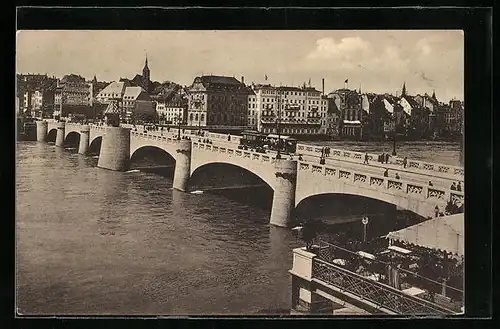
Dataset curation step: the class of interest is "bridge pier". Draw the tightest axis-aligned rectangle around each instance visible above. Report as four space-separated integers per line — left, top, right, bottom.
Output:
78 125 90 155
98 127 131 171
55 122 65 147
173 140 192 192
36 121 48 142
270 159 297 227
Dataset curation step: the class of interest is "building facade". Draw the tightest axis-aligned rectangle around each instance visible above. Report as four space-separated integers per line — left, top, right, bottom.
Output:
252 84 327 136
54 74 92 119
443 99 463 136
325 98 341 138
247 88 258 129
187 75 249 128
17 74 57 117
156 97 188 124
328 89 364 139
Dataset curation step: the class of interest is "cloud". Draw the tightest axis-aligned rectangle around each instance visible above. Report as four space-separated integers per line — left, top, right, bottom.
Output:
307 37 372 60
416 38 433 56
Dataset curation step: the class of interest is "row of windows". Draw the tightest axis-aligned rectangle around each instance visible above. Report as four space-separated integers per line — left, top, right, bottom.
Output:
260 105 327 111
262 127 320 134
261 110 329 118
260 90 321 97
257 98 324 105
100 93 121 98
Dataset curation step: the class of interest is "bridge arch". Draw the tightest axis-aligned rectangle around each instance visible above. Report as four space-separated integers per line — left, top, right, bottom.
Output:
130 145 176 168
64 131 81 148
295 183 440 219
130 144 176 162
47 129 57 143
88 136 102 155
64 126 80 139
190 161 276 192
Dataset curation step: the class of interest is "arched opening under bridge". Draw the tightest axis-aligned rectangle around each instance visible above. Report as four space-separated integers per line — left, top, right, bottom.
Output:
88 136 102 156
295 193 426 246
190 162 274 212
64 132 80 151
130 146 176 178
46 129 57 143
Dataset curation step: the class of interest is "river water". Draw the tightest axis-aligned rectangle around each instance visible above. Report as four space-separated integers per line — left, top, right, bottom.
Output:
302 140 462 167
15 140 461 316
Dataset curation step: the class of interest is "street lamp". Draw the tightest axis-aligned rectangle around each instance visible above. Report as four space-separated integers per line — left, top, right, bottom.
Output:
392 113 397 156
176 113 182 140
276 90 282 160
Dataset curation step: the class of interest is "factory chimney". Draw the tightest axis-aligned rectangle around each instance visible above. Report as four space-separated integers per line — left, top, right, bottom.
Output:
241 76 245 85
322 78 325 96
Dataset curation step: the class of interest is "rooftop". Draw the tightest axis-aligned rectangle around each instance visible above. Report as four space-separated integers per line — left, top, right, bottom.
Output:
123 86 146 100
98 81 130 98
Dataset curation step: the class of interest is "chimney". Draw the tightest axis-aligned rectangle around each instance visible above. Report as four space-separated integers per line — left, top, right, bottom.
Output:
322 78 325 96
241 76 245 85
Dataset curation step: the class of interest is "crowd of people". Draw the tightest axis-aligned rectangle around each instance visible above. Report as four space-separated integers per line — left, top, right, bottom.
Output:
297 220 463 307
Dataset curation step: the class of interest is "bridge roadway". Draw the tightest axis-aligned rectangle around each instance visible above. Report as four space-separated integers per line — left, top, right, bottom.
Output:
36 121 464 227
123 125 464 186
132 128 463 191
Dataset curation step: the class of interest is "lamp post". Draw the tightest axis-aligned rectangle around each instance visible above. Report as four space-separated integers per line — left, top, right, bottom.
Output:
362 216 369 243
276 90 282 159
176 113 181 140
392 113 397 156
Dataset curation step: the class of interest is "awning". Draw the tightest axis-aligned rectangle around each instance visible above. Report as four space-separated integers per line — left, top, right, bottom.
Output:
343 120 361 124
386 213 464 256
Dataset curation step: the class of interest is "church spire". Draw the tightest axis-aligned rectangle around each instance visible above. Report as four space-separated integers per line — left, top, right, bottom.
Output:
402 82 407 96
432 89 436 100
142 54 151 92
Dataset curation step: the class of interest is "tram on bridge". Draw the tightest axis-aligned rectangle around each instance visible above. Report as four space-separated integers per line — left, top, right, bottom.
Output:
240 130 297 154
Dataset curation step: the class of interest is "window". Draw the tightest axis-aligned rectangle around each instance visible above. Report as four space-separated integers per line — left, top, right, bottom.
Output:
190 113 193 121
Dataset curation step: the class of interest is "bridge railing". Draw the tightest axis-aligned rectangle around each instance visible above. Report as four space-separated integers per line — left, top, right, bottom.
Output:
312 257 458 315
296 143 464 179
298 161 464 209
192 141 283 164
130 130 180 144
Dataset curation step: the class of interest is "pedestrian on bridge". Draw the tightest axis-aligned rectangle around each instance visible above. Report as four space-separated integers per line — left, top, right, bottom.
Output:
450 182 457 190
395 173 400 180
403 157 408 168
456 182 462 192
379 152 385 163
364 153 369 164
384 169 389 177
385 153 390 164
428 181 433 186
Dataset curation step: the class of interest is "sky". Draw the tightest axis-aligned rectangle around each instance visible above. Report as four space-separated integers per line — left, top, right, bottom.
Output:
16 30 463 101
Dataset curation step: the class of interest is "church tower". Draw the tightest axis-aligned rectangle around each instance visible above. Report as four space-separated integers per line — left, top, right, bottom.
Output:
142 55 150 91
402 82 407 96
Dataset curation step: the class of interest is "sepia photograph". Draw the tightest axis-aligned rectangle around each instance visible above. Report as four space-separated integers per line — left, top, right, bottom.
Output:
16 28 466 316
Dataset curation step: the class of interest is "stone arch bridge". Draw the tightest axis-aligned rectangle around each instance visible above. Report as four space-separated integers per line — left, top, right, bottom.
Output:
36 122 464 227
